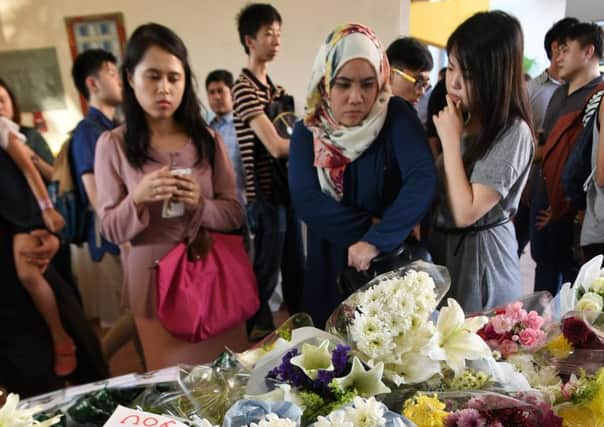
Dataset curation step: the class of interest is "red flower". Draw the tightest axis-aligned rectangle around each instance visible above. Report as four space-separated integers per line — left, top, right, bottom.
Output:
562 317 604 349
478 323 501 341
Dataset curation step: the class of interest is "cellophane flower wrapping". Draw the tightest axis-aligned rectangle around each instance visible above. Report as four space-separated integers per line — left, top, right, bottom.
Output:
223 399 303 426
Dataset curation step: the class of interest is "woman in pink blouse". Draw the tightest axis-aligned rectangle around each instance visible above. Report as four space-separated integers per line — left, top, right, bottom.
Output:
94 23 247 369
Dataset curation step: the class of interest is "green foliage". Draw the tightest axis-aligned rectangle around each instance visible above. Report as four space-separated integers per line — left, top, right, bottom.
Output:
298 382 357 425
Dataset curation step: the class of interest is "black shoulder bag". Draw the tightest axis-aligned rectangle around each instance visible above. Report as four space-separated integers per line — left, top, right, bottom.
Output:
337 118 432 297
260 91 297 206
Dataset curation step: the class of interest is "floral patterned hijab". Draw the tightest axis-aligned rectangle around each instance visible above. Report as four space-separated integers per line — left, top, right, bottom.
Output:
304 23 391 201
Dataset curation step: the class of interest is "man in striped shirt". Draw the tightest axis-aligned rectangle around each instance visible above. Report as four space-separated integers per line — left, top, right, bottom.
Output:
233 3 304 340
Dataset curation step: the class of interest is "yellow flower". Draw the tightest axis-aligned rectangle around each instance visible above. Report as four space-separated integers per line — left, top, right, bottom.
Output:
558 405 604 427
403 394 449 427
585 368 604 418
547 334 573 359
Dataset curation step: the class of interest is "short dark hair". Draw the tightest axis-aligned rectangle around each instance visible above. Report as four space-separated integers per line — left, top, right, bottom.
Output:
71 49 117 100
205 69 234 90
121 23 214 170
564 22 604 60
544 17 579 60
386 37 433 72
237 3 282 55
0 78 21 125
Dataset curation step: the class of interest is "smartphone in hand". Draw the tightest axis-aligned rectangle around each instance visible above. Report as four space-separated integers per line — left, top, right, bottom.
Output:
161 167 192 218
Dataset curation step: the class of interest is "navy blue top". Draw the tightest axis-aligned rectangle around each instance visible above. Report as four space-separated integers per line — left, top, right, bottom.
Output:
288 97 436 325
70 107 120 261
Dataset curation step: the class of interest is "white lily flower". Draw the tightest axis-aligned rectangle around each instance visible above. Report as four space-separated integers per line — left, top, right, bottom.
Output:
386 350 442 385
333 357 391 397
289 340 334 380
429 298 490 376
578 255 604 292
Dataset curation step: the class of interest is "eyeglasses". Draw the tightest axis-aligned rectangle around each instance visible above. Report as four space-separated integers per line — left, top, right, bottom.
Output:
392 68 432 91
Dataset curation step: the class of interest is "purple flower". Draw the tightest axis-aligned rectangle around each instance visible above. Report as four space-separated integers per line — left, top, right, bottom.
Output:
312 369 336 396
265 344 352 399
266 348 311 388
456 408 486 427
465 397 487 411
331 344 351 376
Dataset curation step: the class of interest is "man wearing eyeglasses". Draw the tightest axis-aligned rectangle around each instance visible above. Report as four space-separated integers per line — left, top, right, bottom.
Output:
386 37 433 106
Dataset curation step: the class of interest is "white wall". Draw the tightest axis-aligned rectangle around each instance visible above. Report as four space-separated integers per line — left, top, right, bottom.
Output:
566 0 604 22
0 0 408 151
490 0 567 76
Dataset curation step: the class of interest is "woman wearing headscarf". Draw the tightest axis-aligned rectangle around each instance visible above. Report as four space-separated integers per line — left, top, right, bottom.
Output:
289 23 437 326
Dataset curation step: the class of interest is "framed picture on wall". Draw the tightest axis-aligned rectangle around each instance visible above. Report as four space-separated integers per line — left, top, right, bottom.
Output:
64 12 127 111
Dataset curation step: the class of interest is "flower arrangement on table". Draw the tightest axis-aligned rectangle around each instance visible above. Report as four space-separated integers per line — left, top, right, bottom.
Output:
537 310 604 382
327 264 493 387
402 391 562 427
254 338 394 425
476 301 548 359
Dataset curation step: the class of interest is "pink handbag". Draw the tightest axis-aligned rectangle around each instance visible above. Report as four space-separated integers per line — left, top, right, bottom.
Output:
155 232 259 342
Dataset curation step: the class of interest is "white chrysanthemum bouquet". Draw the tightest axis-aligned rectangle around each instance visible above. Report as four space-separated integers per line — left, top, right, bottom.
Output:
327 261 492 387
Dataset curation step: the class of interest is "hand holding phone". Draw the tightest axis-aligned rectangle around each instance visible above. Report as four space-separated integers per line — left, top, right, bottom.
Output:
161 168 192 218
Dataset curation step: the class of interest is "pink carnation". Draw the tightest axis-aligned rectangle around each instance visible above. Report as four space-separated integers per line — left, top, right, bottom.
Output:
504 301 527 323
499 339 519 357
518 328 545 348
524 310 545 330
491 314 514 335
